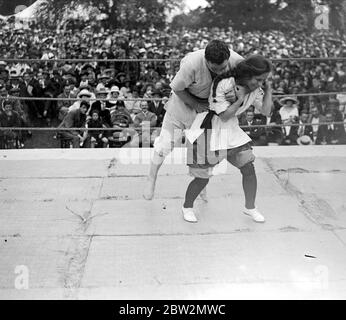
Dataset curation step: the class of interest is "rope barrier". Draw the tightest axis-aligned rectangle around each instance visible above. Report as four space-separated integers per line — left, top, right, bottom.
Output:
0 122 345 131
1 57 346 63
2 92 346 102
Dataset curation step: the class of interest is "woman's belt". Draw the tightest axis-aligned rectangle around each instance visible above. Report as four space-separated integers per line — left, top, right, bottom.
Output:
200 110 217 130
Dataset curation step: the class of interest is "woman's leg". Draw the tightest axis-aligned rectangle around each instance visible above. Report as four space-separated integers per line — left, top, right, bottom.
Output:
183 177 209 208
239 162 257 210
182 176 209 223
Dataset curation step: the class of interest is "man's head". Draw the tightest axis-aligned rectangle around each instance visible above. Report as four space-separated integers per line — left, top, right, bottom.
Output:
245 109 255 122
64 84 71 95
300 110 309 123
140 100 149 112
205 40 230 75
23 72 31 83
311 106 320 118
325 112 334 123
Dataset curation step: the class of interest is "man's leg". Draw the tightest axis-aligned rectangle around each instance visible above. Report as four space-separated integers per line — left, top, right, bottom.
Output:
60 131 80 148
143 113 184 200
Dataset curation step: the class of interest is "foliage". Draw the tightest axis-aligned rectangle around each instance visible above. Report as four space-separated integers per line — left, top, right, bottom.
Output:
34 0 183 30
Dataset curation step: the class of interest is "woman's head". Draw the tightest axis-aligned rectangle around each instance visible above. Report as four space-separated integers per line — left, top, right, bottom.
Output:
234 55 272 91
212 54 272 102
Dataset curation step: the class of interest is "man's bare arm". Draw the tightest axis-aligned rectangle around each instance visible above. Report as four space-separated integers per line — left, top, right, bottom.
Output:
174 89 209 113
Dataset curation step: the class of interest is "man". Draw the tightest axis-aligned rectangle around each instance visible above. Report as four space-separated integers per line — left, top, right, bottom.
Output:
57 83 74 121
239 108 267 146
58 101 89 148
308 106 326 144
144 40 243 200
0 100 22 149
292 110 314 144
90 87 112 128
148 89 166 127
315 111 346 145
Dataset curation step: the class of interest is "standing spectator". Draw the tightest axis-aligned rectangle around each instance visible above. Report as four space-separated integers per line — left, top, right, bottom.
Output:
57 100 89 148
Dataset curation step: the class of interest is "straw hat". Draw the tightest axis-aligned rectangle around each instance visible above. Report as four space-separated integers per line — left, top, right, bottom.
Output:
297 135 313 145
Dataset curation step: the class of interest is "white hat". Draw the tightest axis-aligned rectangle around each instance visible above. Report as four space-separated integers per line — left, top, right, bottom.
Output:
77 89 92 98
279 96 298 105
138 48 146 54
110 85 120 93
297 135 313 145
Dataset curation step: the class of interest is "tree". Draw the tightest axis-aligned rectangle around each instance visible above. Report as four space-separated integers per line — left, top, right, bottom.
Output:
35 0 182 30
173 0 343 32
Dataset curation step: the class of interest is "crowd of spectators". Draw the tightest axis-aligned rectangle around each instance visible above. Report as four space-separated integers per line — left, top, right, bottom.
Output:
0 23 346 148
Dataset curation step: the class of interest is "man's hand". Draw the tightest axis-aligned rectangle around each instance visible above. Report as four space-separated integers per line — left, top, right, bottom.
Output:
194 101 209 113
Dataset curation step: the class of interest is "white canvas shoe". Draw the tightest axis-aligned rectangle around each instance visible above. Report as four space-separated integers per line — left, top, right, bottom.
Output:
243 207 265 223
182 207 198 223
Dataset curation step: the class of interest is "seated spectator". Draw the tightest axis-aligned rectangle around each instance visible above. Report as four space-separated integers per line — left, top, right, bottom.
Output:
107 86 126 113
336 84 346 116
127 88 142 119
279 96 299 144
69 89 94 112
326 98 343 122
315 111 346 145
130 100 157 147
265 93 284 145
292 109 314 144
57 100 89 148
108 99 134 148
308 106 326 143
89 87 112 128
57 83 74 121
239 108 267 146
96 73 111 90
85 109 109 148
148 89 166 127
0 100 22 149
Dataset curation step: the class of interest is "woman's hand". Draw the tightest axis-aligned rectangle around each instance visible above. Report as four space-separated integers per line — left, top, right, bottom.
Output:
225 89 237 103
235 86 246 102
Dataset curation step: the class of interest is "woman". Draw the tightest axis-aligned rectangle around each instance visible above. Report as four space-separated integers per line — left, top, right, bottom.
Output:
183 55 273 223
278 96 299 144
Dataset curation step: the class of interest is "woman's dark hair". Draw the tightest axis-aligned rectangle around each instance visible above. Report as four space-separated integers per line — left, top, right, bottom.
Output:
212 55 272 102
205 40 230 65
80 100 90 109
